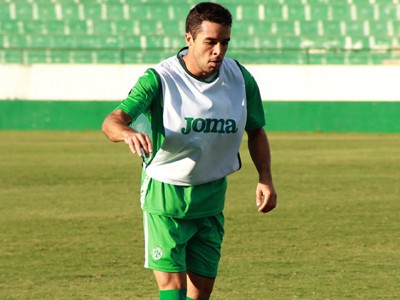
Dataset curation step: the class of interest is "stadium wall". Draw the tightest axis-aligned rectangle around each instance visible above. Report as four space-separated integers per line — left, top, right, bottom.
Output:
1 64 399 133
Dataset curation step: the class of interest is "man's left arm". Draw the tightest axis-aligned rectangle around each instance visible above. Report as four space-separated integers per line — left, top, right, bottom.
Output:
246 128 277 213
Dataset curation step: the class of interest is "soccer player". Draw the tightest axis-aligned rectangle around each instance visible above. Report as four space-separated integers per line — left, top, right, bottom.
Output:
102 2 277 299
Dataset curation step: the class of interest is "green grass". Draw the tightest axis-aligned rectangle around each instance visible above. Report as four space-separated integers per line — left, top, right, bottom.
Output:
1 131 399 299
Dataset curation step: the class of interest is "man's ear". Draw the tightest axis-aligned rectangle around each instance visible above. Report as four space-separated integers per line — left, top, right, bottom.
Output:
185 32 193 46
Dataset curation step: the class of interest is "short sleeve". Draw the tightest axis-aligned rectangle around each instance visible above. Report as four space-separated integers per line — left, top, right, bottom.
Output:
237 63 266 130
116 68 161 123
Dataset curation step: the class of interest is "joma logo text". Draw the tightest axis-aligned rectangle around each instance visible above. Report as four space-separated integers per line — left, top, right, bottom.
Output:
181 117 238 135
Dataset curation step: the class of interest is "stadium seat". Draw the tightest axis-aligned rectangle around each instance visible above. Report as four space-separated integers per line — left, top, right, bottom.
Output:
368 20 392 36
61 4 81 21
37 4 58 20
15 4 34 20
309 5 330 20
345 21 366 36
96 50 122 63
299 21 321 36
1 0 399 65
322 20 343 36
329 5 354 21
0 21 21 34
0 49 21 63
264 6 285 21
70 50 94 63
377 4 399 20
83 4 103 20
26 49 51 64
66 21 87 35
51 50 72 63
105 4 126 20
0 4 11 20
239 5 260 21
287 5 307 21
355 4 376 20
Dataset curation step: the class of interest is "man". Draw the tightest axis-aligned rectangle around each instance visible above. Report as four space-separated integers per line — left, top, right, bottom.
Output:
102 2 277 299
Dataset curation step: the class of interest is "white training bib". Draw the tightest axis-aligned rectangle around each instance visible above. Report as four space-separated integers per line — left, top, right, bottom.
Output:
145 52 247 186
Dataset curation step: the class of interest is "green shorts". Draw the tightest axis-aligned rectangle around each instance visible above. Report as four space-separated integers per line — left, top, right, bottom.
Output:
143 211 225 278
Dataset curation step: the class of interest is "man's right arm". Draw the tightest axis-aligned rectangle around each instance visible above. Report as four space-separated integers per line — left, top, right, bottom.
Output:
102 69 160 157
102 109 153 157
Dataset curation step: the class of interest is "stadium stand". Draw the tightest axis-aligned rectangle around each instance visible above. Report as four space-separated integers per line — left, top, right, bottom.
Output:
0 0 399 64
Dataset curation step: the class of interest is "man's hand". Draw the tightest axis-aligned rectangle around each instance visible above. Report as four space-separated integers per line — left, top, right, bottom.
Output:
102 109 153 157
124 132 153 157
256 183 277 213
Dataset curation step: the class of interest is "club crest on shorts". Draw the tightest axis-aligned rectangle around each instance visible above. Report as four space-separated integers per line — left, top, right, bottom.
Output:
151 247 163 261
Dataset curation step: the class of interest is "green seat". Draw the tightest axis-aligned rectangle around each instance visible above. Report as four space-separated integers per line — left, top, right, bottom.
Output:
264 5 284 21
96 50 122 63
240 5 259 21
61 4 80 20
372 37 396 49
299 21 321 36
128 5 170 21
46 21 66 34
355 4 375 20
345 21 365 37
84 4 102 20
350 36 371 50
281 36 302 48
368 21 391 37
92 20 113 35
302 36 347 49
309 5 329 20
15 4 34 20
5 34 29 48
26 49 51 63
377 4 398 20
282 20 299 36
307 0 348 4
30 34 52 48
51 50 72 63
145 35 181 50
330 5 354 21
0 49 22 63
351 0 372 4
315 52 349 64
169 4 192 20
23 21 44 34
70 50 94 63
139 20 160 36
111 20 134 35
160 20 185 36
66 20 87 35
346 51 375 64
51 35 76 49
105 4 125 20
37 4 57 20
392 20 400 36
0 4 11 20
287 5 307 21
0 21 20 34
322 20 343 36
118 36 141 48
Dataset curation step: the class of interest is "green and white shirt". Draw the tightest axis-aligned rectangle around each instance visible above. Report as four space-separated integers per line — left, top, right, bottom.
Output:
117 47 265 218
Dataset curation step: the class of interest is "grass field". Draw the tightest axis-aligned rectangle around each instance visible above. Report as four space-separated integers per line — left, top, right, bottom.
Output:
1 131 399 299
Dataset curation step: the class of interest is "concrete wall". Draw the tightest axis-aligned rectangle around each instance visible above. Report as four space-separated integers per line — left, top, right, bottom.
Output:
1 64 399 132
1 64 400 101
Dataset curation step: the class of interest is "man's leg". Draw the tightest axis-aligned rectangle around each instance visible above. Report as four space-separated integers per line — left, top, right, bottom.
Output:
154 270 187 300
186 271 214 299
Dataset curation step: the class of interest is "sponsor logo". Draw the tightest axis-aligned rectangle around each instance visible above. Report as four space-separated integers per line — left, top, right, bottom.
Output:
181 117 238 135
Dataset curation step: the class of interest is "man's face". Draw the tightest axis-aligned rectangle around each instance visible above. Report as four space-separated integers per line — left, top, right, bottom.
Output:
185 21 231 79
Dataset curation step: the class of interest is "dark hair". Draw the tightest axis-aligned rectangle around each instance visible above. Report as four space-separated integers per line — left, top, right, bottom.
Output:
185 2 232 39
